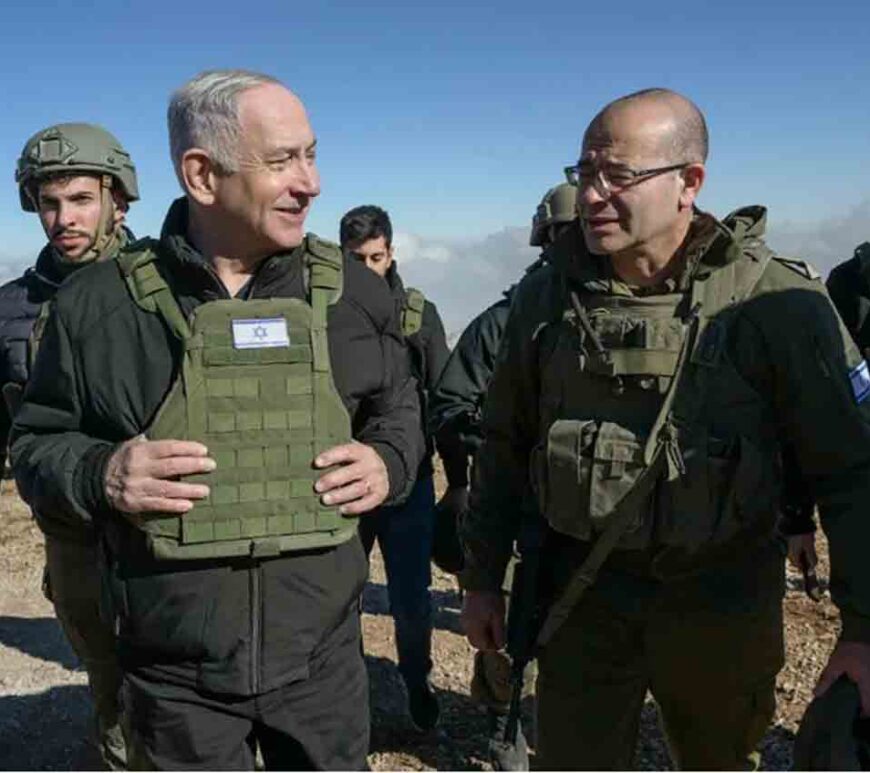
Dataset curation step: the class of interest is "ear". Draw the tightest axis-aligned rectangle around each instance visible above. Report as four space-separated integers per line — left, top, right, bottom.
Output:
180 149 219 206
678 163 705 210
110 188 129 228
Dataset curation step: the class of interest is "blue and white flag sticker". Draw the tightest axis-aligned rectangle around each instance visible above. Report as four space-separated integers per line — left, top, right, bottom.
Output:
231 317 290 349
849 360 870 404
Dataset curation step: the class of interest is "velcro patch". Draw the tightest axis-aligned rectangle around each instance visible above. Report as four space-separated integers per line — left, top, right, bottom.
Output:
231 318 290 349
775 256 821 281
849 360 870 404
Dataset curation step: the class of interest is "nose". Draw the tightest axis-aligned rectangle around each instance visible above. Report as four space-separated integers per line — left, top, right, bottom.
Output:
56 200 77 227
577 176 607 207
293 158 320 198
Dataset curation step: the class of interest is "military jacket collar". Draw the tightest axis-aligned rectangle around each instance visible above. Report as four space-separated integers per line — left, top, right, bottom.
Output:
544 205 769 297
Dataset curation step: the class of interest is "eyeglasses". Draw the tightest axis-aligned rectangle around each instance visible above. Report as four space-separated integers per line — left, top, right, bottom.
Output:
564 161 689 197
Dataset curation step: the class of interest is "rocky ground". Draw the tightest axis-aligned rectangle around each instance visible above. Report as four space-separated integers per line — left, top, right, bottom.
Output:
0 466 838 770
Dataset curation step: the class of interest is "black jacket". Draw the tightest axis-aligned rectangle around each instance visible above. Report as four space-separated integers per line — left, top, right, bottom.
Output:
826 242 870 353
0 233 133 477
429 289 515 487
0 248 65 470
11 199 424 696
385 263 465 482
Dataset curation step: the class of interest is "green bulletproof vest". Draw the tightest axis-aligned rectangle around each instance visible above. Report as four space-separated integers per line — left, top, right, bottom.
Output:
402 287 425 337
116 236 355 561
531 241 781 554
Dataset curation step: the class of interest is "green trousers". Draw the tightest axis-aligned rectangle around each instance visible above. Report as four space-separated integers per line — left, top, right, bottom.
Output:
536 544 785 770
45 535 126 769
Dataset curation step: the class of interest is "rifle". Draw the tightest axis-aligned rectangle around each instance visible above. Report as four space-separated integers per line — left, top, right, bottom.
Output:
503 518 545 747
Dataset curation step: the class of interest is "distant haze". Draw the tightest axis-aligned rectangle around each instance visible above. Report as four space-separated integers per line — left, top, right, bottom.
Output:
1 200 866 342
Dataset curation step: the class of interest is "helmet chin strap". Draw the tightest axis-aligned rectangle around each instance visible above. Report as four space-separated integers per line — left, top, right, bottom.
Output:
60 175 122 265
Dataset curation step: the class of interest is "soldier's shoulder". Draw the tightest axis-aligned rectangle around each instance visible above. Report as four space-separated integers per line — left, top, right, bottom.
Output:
332 245 396 331
52 251 134 326
0 272 31 303
754 249 823 292
826 242 870 286
305 233 343 267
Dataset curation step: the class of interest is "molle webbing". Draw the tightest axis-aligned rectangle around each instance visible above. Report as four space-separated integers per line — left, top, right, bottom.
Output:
116 238 354 561
402 288 425 337
535 243 775 648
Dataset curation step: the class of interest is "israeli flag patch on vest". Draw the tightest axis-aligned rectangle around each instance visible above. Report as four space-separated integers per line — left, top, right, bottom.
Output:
231 318 290 349
849 360 870 404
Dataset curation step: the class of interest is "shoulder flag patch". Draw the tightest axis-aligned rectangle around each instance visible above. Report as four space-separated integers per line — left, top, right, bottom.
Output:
849 360 870 404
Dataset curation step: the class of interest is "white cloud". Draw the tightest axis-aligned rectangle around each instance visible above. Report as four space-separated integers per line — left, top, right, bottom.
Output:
767 199 869 278
392 226 539 338
393 200 870 341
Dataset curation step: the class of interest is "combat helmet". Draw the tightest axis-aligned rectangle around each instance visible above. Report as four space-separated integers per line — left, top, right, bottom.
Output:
529 183 578 247
15 123 139 262
792 676 870 770
16 122 139 212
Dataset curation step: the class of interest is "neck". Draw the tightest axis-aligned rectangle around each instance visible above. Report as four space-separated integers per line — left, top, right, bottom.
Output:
610 216 693 288
187 207 266 297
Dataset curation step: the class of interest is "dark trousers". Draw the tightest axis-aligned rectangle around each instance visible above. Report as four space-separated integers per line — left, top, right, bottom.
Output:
358 473 435 687
121 615 369 771
45 535 126 769
536 544 786 770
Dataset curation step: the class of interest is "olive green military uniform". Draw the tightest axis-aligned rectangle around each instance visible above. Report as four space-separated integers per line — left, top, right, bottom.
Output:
461 206 870 769
9 123 139 770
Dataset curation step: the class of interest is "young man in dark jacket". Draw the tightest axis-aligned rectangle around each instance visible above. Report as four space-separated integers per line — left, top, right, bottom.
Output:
0 122 139 769
428 183 576 769
11 70 423 771
339 204 466 731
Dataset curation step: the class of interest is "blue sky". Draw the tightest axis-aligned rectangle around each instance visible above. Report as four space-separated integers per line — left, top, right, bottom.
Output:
0 0 868 328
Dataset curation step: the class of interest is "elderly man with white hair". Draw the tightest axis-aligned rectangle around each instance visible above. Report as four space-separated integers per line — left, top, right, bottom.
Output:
11 69 423 770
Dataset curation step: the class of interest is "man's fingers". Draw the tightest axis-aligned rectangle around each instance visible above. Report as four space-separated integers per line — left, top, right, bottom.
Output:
338 487 386 516
320 479 369 507
315 460 367 494
143 440 211 460
143 479 210 501
314 442 366 469
150 455 217 479
137 497 196 515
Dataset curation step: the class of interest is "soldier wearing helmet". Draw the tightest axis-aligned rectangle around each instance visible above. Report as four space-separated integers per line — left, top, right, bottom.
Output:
0 122 139 769
529 182 578 249
428 185 578 770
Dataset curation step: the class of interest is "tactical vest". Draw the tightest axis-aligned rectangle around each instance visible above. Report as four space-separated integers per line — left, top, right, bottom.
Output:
116 236 355 561
531 242 781 554
402 288 425 337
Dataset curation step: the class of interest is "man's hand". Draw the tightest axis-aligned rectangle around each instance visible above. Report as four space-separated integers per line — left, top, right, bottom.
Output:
815 640 870 716
439 485 469 517
787 533 818 570
462 589 506 651
314 441 389 515
104 436 215 514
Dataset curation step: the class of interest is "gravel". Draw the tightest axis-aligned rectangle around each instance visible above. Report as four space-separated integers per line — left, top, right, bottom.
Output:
0 470 838 770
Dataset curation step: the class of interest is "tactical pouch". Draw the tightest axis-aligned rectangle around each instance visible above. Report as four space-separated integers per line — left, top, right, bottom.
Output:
658 431 777 551
534 419 645 542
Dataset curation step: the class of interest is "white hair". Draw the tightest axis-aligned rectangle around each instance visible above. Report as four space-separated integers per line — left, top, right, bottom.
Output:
167 69 282 184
